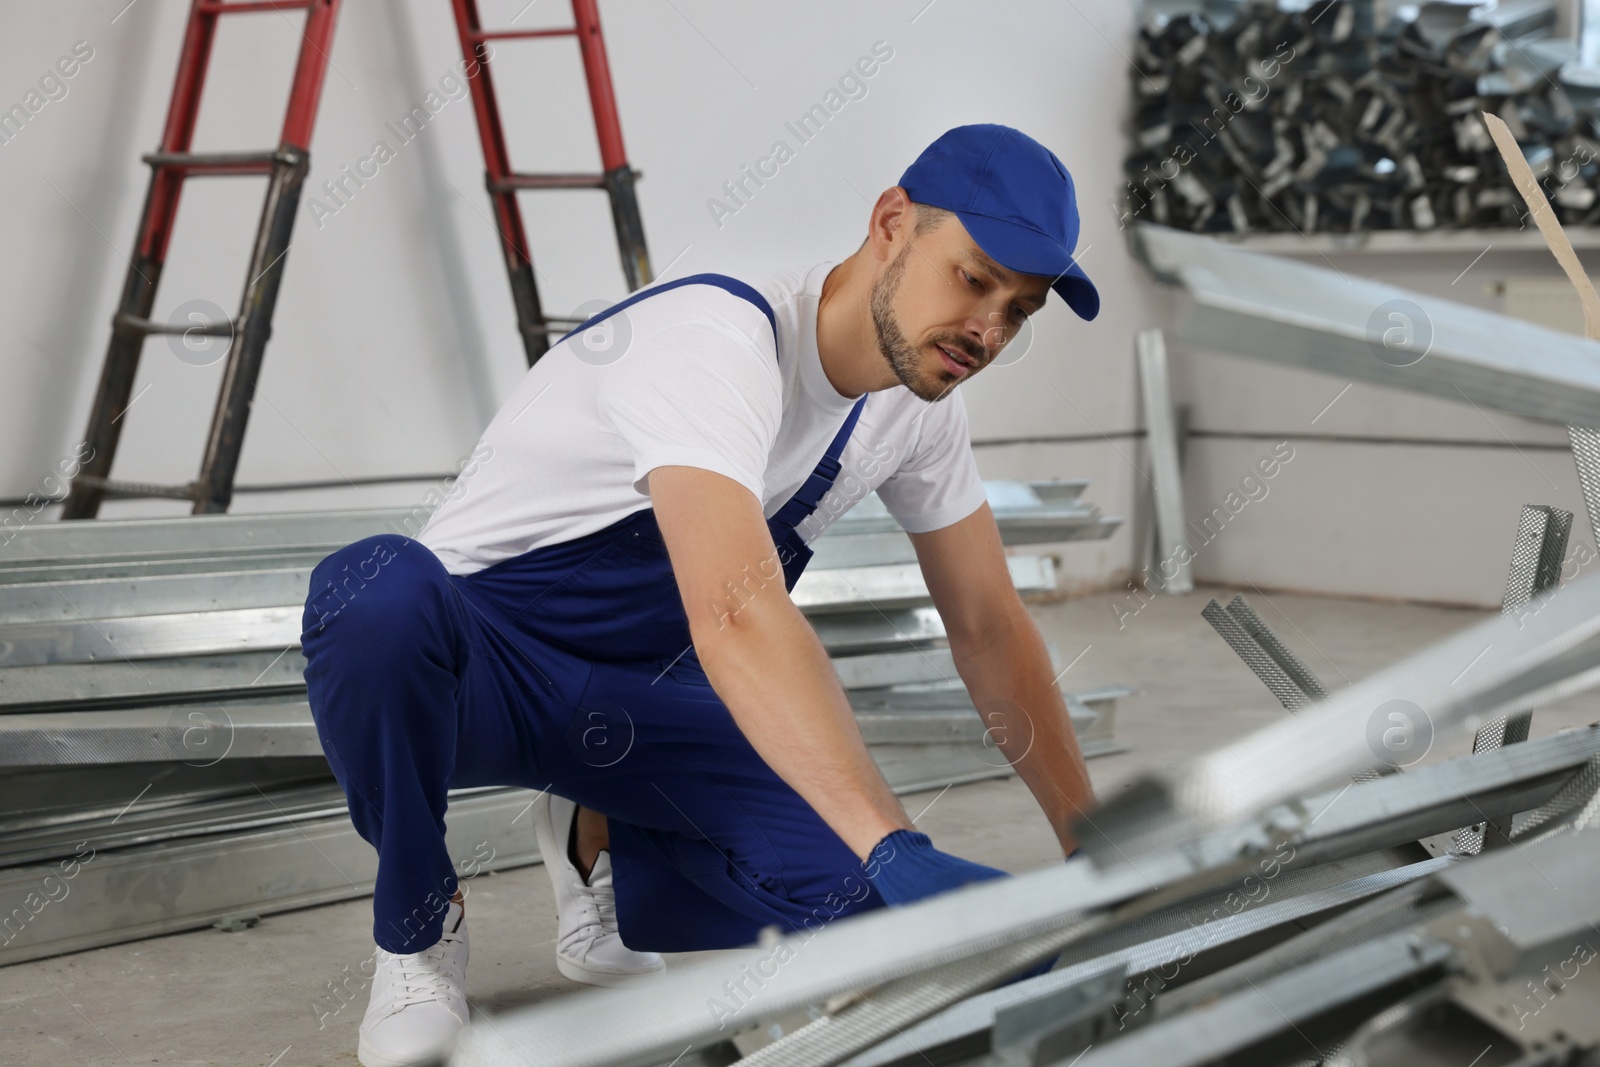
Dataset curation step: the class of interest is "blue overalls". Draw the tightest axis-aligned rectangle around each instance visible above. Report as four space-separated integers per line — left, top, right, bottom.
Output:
301 274 884 955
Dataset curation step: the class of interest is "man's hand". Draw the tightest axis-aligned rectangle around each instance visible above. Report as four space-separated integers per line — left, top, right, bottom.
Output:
863 829 1006 906
909 503 1098 856
648 465 913 861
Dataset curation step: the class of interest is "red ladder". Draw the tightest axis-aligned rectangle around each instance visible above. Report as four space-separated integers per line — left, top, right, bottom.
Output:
64 0 650 519
449 0 653 365
63 0 342 519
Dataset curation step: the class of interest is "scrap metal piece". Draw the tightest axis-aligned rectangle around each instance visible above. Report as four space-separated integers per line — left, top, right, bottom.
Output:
1202 596 1309 710
1498 504 1573 621
1570 424 1600 548
731 914 1105 1067
840 856 1450 1067
447 720 1600 1067
1511 751 1600 841
1170 566 1600 828
1136 329 1193 594
1074 933 1454 1067
1202 594 1388 783
1132 222 1600 427
1201 594 1330 708
1456 503 1574 854
1429 828 1600 1048
446 861 1137 1067
0 784 543 967
1224 594 1329 701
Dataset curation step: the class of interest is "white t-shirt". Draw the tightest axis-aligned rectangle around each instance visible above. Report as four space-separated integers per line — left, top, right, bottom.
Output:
418 261 988 576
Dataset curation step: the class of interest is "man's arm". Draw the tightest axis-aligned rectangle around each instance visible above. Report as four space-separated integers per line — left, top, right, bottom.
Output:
649 464 914 861
908 502 1096 856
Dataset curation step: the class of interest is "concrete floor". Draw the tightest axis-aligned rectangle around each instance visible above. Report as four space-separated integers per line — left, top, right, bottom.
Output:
3 585 1591 1066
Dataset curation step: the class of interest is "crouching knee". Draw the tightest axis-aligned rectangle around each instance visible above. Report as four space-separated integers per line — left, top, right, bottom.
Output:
302 535 444 639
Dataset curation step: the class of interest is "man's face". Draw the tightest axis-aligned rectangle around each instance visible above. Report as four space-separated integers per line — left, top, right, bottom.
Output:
869 215 1053 403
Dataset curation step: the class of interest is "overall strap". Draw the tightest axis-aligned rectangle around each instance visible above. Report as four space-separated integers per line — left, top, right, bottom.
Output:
769 393 868 531
555 273 778 350
559 270 861 534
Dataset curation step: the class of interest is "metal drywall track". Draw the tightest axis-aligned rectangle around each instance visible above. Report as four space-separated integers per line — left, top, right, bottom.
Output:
0 785 542 967
1131 222 1600 427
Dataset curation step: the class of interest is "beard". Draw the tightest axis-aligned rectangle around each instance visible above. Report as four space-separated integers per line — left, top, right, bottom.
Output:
869 243 970 404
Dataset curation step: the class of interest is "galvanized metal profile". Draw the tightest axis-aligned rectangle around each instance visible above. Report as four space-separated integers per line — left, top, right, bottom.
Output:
1169 566 1600 827
732 913 1106 1067
828 646 960 689
858 697 1123 790
1202 597 1310 710
1569 425 1600 547
443 722 1600 1067
1222 595 1329 702
1081 721 1600 876
0 784 542 967
445 857 1189 1067
0 606 301 668
0 566 315 624
0 649 309 711
1275 728 1598 868
2 779 358 868
791 555 1056 614
808 483 1118 569
1510 752 1600 842
807 608 946 656
0 558 1052 669
840 856 1450 1067
1201 594 1387 783
4 481 1114 574
1136 329 1193 594
1437 818 1600 951
1074 933 1453 1067
0 702 324 766
1456 503 1573 854
0 507 421 566
1497 505 1572 621
1131 222 1600 427
1127 836 1600 1065
0 548 318 589
1154 877 1452 1025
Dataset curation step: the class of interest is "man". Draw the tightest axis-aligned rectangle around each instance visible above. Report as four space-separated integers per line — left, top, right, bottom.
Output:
301 123 1100 1067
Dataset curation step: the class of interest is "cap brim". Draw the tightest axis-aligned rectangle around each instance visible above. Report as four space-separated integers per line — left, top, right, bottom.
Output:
954 210 1100 322
1051 262 1100 322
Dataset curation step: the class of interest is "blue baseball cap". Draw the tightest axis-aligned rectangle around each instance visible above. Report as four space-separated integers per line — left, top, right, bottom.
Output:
898 124 1099 321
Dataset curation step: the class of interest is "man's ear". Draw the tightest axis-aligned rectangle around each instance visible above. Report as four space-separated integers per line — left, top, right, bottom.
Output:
869 186 915 262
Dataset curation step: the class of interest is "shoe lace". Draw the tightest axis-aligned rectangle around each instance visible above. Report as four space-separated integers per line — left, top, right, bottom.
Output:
568 878 618 943
383 931 465 1011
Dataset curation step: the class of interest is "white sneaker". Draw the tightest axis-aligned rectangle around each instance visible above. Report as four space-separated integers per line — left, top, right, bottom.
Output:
358 898 469 1067
532 791 666 986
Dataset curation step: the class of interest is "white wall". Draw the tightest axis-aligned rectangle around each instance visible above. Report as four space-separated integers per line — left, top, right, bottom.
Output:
0 0 1159 594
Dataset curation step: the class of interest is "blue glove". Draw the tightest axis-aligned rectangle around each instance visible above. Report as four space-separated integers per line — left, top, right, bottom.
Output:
864 831 1059 984
863 829 1007 907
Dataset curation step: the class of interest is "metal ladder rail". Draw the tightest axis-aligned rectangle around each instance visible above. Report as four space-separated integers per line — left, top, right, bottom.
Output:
61 0 342 520
449 0 653 366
